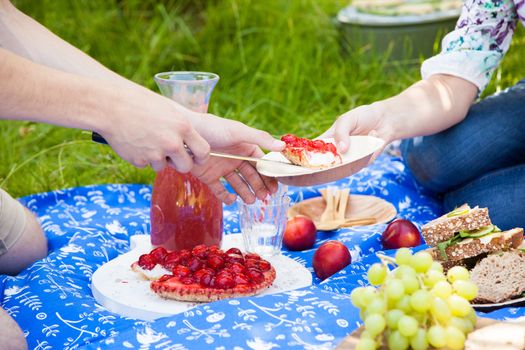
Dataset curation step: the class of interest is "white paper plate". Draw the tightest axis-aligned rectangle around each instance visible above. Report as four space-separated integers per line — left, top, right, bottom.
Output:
91 234 312 321
257 136 384 186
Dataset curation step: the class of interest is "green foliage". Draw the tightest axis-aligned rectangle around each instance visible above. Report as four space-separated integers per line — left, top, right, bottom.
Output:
2 0 524 196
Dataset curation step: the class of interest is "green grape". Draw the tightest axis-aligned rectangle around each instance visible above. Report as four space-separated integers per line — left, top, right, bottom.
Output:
385 278 405 301
364 314 386 337
412 312 426 324
410 290 432 313
410 328 429 350
400 274 419 294
387 330 409 350
453 280 478 301
386 309 404 329
396 295 413 313
466 308 478 325
427 325 447 348
429 261 444 273
360 330 374 340
366 297 386 315
351 287 367 308
395 248 412 266
362 286 378 305
431 280 453 299
397 315 419 337
368 263 387 285
424 269 446 288
411 251 433 273
431 297 452 324
447 266 470 283
449 316 474 334
395 265 417 279
445 325 466 349
356 338 377 350
447 294 472 317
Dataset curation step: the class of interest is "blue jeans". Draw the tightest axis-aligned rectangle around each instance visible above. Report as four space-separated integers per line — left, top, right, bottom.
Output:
401 80 525 230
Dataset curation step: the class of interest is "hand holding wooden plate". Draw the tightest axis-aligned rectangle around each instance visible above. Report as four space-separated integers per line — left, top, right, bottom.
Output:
256 136 385 187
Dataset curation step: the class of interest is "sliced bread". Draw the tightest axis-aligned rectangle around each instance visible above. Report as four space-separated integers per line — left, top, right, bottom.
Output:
470 250 525 304
428 228 524 263
422 205 491 246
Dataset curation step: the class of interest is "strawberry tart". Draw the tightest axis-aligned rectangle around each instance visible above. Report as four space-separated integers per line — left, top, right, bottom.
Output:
131 245 276 302
280 134 342 169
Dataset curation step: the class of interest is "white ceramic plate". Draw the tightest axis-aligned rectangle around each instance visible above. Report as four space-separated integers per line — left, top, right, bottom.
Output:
91 234 312 321
256 136 385 186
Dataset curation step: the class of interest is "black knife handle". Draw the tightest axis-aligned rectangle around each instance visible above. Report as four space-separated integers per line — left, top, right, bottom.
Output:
91 131 194 158
92 132 108 144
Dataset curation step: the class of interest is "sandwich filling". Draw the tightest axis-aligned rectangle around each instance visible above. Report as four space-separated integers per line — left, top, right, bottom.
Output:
437 224 501 261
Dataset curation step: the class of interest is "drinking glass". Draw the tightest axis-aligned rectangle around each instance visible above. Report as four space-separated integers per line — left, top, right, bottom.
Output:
238 194 290 257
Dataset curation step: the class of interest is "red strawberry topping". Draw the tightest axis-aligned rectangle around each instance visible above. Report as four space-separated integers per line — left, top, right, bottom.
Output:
138 254 156 270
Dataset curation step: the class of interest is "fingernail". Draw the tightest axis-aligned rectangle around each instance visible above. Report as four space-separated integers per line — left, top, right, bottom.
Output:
272 140 285 150
337 141 346 150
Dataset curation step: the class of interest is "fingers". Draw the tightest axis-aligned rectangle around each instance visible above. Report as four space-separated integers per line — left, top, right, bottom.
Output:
150 157 168 172
206 180 238 205
224 171 257 204
237 162 269 200
183 128 210 165
333 114 358 153
249 148 279 196
165 141 195 173
231 123 285 152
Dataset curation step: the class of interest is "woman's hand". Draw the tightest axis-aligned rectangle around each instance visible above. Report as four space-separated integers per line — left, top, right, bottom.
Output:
320 75 478 162
319 103 394 159
191 144 278 205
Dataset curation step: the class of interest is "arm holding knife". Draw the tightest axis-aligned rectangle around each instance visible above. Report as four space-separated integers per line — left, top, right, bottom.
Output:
0 0 284 205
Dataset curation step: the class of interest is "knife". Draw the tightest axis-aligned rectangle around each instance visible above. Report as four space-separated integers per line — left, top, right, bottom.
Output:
91 132 299 167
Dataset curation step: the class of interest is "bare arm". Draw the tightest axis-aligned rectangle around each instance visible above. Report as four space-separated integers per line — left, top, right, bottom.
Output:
0 306 27 350
0 0 129 86
323 74 478 152
0 47 210 171
377 74 478 141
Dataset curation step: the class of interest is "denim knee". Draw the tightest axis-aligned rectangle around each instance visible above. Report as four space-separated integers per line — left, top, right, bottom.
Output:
401 137 451 194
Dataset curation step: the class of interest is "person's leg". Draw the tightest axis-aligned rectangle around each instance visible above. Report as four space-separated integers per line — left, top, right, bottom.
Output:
0 306 27 350
0 188 47 275
443 164 525 230
401 80 525 193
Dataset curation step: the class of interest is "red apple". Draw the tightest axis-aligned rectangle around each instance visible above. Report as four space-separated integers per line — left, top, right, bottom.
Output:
283 215 317 251
312 240 351 280
381 219 422 249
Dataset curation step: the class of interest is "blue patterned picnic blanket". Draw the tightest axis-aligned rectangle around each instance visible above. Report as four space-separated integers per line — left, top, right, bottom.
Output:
1 155 522 350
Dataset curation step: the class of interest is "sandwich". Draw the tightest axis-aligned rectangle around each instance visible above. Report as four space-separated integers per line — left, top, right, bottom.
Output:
422 204 525 304
422 204 523 268
421 204 491 246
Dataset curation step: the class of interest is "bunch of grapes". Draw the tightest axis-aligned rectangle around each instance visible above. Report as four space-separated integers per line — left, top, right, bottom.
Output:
350 248 478 350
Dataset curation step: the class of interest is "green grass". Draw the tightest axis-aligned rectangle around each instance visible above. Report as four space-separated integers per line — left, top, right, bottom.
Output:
2 0 525 197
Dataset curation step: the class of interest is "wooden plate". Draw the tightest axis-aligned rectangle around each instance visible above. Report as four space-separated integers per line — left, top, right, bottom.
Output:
336 318 525 349
256 136 385 187
288 194 397 231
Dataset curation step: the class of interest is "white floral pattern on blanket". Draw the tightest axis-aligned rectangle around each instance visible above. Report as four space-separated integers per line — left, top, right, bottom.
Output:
0 155 519 350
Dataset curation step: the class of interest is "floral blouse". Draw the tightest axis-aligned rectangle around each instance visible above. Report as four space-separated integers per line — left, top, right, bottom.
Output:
421 0 525 93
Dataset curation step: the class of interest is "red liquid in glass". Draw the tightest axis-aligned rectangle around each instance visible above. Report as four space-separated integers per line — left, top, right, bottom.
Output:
150 168 223 251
